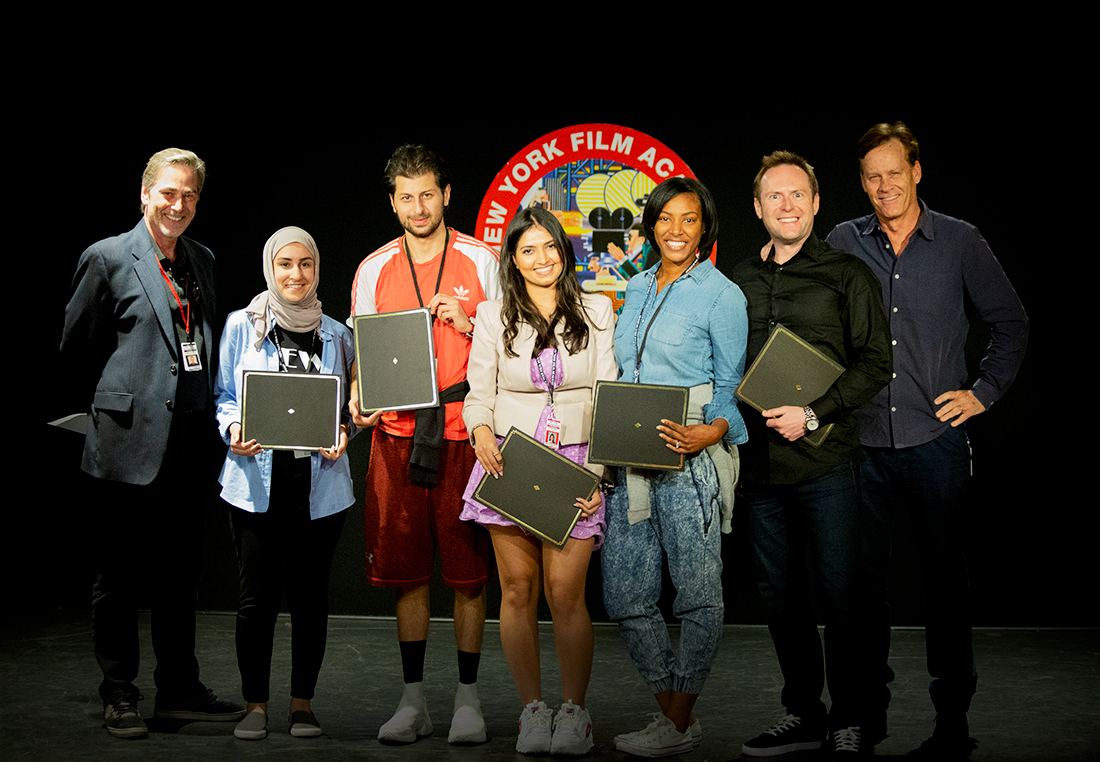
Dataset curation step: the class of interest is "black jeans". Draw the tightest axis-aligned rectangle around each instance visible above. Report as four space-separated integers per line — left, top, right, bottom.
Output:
743 462 862 727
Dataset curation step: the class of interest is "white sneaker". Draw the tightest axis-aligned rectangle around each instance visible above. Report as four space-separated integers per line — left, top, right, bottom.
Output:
621 716 700 747
614 714 693 758
516 700 552 754
448 683 487 744
551 701 594 755
378 683 433 743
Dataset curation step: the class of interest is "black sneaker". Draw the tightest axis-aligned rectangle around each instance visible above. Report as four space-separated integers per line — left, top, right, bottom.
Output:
906 713 977 759
154 687 246 721
831 726 864 758
742 713 825 756
906 734 978 759
104 696 148 739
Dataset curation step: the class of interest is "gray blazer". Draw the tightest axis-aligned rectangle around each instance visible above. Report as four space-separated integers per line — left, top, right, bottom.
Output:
61 220 217 485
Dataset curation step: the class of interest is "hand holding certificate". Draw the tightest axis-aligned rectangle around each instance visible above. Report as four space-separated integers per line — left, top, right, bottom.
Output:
735 323 845 447
472 428 601 548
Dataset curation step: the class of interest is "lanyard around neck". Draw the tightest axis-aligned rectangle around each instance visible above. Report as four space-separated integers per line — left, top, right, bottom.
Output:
534 347 559 408
270 323 321 373
403 228 450 313
632 257 699 383
157 256 191 337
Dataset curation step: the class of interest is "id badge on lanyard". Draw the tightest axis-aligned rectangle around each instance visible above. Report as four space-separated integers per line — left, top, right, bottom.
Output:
544 415 562 448
536 349 563 448
181 341 202 371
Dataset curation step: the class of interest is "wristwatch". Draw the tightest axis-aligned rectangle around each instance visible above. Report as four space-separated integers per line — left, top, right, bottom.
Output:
803 406 820 432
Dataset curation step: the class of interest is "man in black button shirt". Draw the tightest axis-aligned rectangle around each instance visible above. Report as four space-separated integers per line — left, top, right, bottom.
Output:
61 148 243 739
732 151 891 759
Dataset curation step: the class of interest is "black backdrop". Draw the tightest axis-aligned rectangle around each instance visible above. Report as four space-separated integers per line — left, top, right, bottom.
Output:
25 88 1076 627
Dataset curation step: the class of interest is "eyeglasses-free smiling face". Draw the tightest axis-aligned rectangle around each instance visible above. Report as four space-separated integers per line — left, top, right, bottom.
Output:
860 138 922 226
141 164 199 244
390 173 451 240
754 163 819 250
654 192 704 269
512 224 563 294
273 242 315 302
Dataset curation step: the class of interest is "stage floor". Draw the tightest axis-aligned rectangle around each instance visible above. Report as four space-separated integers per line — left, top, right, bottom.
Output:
3 610 1096 760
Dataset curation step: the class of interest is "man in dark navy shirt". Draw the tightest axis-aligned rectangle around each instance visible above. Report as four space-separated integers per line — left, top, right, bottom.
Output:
826 122 1028 758
734 151 891 760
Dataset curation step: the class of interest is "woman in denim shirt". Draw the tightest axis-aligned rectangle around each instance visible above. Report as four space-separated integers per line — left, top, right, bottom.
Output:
602 178 749 758
214 227 355 741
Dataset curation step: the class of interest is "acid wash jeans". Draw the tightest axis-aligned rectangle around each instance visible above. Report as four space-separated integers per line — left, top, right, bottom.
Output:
601 453 724 696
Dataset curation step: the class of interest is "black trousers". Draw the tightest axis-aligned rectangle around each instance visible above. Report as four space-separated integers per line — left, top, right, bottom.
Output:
228 454 346 703
90 432 208 704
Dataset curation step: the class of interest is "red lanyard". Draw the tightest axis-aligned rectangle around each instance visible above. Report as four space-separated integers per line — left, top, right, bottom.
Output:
156 256 191 337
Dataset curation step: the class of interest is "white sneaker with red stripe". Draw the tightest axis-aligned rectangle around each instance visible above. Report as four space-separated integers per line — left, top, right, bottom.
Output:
551 701 594 755
516 700 552 754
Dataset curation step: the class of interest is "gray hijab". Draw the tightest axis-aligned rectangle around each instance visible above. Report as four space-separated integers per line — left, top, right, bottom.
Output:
244 226 323 349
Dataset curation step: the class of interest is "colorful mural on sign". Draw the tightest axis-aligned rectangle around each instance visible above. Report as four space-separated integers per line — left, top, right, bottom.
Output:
476 125 699 313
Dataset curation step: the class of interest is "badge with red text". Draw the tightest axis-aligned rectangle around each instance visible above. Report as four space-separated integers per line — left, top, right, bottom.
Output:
544 415 562 449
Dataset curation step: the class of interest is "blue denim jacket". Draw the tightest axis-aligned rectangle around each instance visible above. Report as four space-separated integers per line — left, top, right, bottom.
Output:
614 259 749 446
214 310 356 519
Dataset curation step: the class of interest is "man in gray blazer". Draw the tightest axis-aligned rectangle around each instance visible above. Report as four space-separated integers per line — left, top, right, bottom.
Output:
61 148 243 739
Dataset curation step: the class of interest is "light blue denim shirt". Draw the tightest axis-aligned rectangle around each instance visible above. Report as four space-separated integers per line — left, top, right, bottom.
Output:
614 259 749 446
214 309 356 519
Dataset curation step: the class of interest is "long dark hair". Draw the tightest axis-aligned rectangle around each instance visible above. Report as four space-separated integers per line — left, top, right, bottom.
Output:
499 207 594 359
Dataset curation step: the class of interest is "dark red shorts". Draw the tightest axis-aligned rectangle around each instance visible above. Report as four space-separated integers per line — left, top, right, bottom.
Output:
364 427 490 591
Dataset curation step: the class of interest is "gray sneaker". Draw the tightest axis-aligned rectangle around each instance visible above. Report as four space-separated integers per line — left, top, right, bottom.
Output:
234 710 268 740
104 697 148 739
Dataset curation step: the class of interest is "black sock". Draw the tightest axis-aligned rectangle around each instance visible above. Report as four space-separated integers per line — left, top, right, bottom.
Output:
399 640 427 684
457 649 481 685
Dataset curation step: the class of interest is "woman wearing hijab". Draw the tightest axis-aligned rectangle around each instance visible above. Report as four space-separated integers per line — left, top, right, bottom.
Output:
214 226 356 741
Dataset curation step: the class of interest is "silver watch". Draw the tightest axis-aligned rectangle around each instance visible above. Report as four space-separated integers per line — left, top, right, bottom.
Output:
803 406 820 432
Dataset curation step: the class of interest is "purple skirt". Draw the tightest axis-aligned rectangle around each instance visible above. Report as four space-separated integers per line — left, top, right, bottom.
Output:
460 404 605 549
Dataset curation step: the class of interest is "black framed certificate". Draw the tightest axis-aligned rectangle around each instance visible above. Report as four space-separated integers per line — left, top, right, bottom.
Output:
587 380 689 470
241 371 342 451
472 428 600 548
736 323 845 448
353 308 438 413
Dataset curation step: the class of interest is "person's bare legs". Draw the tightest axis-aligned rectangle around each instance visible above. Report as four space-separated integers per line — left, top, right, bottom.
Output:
396 584 431 641
453 585 486 654
489 526 543 703
542 536 595 707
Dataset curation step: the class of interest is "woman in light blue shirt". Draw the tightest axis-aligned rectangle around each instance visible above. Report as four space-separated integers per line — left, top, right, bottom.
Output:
602 177 749 758
214 227 355 741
